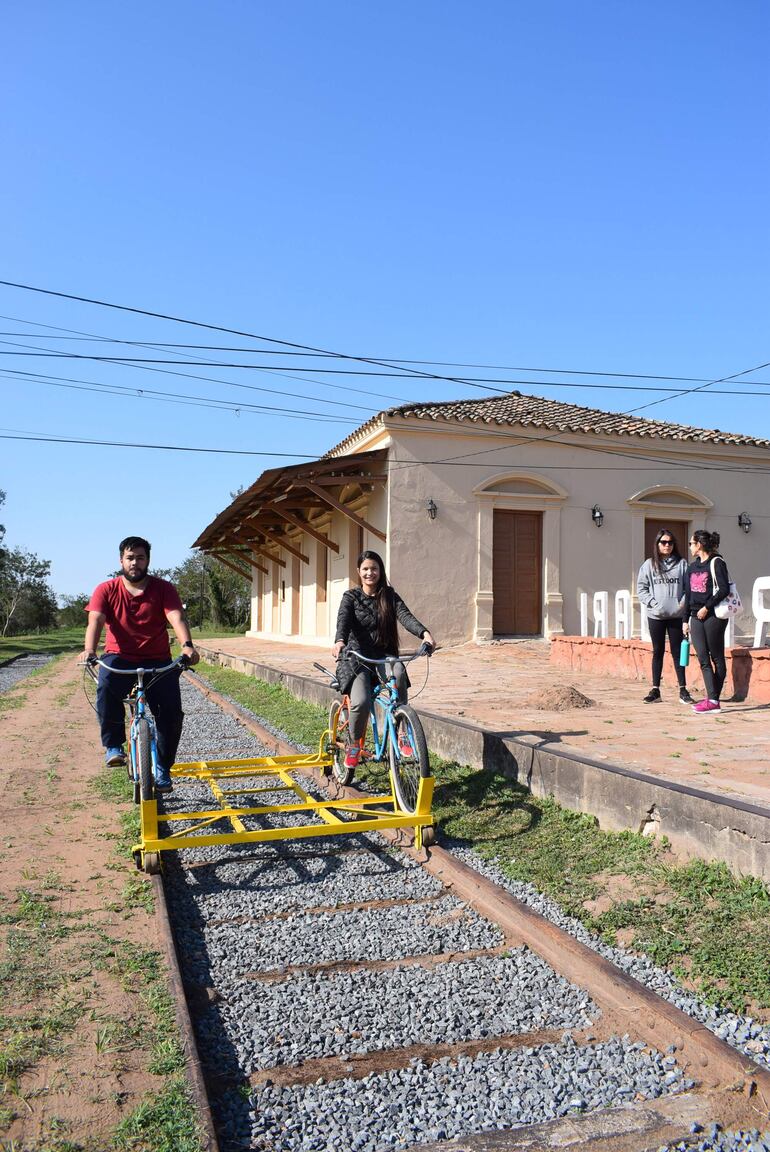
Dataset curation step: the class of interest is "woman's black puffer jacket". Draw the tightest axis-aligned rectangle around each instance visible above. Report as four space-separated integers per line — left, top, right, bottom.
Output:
334 587 427 695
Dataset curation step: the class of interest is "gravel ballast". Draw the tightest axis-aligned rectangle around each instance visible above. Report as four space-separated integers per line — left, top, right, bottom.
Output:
162 676 766 1152
0 653 54 692
239 1037 691 1152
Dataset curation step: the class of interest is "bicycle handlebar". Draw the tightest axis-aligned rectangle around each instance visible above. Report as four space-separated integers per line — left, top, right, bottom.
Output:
313 644 433 688
347 643 434 667
81 654 190 678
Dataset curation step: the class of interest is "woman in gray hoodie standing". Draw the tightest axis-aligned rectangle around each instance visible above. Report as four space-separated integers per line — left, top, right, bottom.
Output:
636 528 693 704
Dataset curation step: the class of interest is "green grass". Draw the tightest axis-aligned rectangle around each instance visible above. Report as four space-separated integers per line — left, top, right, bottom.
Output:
197 660 328 747
196 659 770 1017
0 757 204 1152
0 623 248 666
0 627 83 662
113 1076 203 1152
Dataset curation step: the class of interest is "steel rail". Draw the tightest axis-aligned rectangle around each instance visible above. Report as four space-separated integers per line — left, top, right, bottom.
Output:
156 671 770 1150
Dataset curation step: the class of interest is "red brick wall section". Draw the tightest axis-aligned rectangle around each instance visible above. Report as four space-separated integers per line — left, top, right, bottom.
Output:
550 636 770 704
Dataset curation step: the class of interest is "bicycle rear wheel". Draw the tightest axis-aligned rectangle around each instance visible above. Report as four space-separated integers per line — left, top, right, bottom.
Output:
328 698 354 785
388 704 429 814
135 717 155 802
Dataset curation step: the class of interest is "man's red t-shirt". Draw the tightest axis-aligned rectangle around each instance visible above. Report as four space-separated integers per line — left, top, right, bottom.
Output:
86 576 183 660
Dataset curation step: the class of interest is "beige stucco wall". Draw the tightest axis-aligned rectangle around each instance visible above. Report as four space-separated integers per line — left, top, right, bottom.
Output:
246 421 769 646
383 423 769 644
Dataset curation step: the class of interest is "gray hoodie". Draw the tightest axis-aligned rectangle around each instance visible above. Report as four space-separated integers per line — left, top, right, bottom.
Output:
636 555 687 619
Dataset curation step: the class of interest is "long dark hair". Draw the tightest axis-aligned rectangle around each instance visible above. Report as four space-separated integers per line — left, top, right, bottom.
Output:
357 550 399 654
691 529 721 556
651 527 682 573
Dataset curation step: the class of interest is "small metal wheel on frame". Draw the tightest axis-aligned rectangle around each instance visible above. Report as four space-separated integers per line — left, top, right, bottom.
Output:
420 824 437 848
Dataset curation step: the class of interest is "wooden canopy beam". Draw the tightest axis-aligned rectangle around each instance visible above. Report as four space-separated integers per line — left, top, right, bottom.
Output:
299 482 386 542
252 547 286 569
262 535 309 564
262 504 340 552
209 551 252 580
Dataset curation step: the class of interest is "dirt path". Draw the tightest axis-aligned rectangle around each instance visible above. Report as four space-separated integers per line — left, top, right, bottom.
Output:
0 656 173 1149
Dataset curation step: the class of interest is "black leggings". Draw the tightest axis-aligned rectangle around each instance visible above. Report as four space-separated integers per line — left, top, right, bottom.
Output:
689 614 728 701
647 617 686 688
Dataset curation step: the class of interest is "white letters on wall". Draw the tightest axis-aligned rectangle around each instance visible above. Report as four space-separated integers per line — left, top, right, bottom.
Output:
593 591 608 638
580 578 770 646
615 591 631 639
640 606 650 642
753 577 770 649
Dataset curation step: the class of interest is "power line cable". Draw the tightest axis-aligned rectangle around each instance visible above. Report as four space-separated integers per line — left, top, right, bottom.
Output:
0 370 360 424
3 279 768 464
12 279 753 407
623 359 770 417
4 421 770 475
6 323 770 385
5 353 770 398
0 365 381 417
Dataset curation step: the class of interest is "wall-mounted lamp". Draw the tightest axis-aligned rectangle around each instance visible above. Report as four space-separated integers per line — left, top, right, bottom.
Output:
591 504 604 528
738 512 752 534
426 498 438 521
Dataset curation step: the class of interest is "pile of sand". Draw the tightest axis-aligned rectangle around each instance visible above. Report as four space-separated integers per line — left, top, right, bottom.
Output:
523 685 595 711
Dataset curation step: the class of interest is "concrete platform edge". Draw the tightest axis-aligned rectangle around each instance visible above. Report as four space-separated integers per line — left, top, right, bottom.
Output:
198 646 770 882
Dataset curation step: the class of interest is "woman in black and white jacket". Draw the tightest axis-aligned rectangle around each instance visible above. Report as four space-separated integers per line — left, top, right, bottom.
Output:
636 527 692 704
682 529 730 714
332 550 434 771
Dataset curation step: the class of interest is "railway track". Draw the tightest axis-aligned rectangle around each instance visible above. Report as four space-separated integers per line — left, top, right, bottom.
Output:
153 674 770 1152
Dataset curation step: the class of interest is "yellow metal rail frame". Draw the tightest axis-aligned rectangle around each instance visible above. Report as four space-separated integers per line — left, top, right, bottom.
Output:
132 732 435 871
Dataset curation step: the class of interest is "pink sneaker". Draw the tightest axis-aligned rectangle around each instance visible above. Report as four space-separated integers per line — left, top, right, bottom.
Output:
692 699 721 714
344 746 360 769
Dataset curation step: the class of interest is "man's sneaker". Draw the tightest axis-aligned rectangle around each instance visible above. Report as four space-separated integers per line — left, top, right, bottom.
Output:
155 767 173 792
397 729 414 756
692 699 721 714
643 688 661 703
679 688 694 705
105 747 126 767
344 746 360 770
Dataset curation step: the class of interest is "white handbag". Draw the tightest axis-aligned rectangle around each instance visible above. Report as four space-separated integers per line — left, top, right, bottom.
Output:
710 558 742 619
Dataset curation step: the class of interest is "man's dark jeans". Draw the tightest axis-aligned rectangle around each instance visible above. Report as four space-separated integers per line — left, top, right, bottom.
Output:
96 653 184 771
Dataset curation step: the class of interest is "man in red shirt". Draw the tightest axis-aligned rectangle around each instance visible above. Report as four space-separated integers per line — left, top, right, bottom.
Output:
80 536 200 791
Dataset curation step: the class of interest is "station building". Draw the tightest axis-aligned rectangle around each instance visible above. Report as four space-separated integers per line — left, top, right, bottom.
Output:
193 391 770 647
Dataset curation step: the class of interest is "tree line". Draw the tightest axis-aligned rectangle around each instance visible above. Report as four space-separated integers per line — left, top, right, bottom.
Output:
0 491 250 637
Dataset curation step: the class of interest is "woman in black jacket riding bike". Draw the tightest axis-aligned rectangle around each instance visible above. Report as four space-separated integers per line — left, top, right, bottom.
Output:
332 550 434 770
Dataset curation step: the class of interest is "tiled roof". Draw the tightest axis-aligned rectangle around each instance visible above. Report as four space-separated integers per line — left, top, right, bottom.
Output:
325 390 770 456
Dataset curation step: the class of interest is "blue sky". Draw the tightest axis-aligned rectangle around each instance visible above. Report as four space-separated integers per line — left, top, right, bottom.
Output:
2 1 769 598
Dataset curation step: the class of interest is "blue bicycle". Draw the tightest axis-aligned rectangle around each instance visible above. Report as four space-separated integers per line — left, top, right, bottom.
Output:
316 644 432 816
84 655 189 809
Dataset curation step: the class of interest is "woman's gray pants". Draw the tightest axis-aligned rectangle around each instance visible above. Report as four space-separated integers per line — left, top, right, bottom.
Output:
348 661 407 741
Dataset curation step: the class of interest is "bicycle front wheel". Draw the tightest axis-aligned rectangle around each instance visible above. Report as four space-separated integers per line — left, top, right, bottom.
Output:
135 717 154 802
388 705 429 814
328 698 354 785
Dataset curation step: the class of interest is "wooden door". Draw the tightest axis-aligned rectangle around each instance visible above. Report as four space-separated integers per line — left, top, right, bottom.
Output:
493 510 542 636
